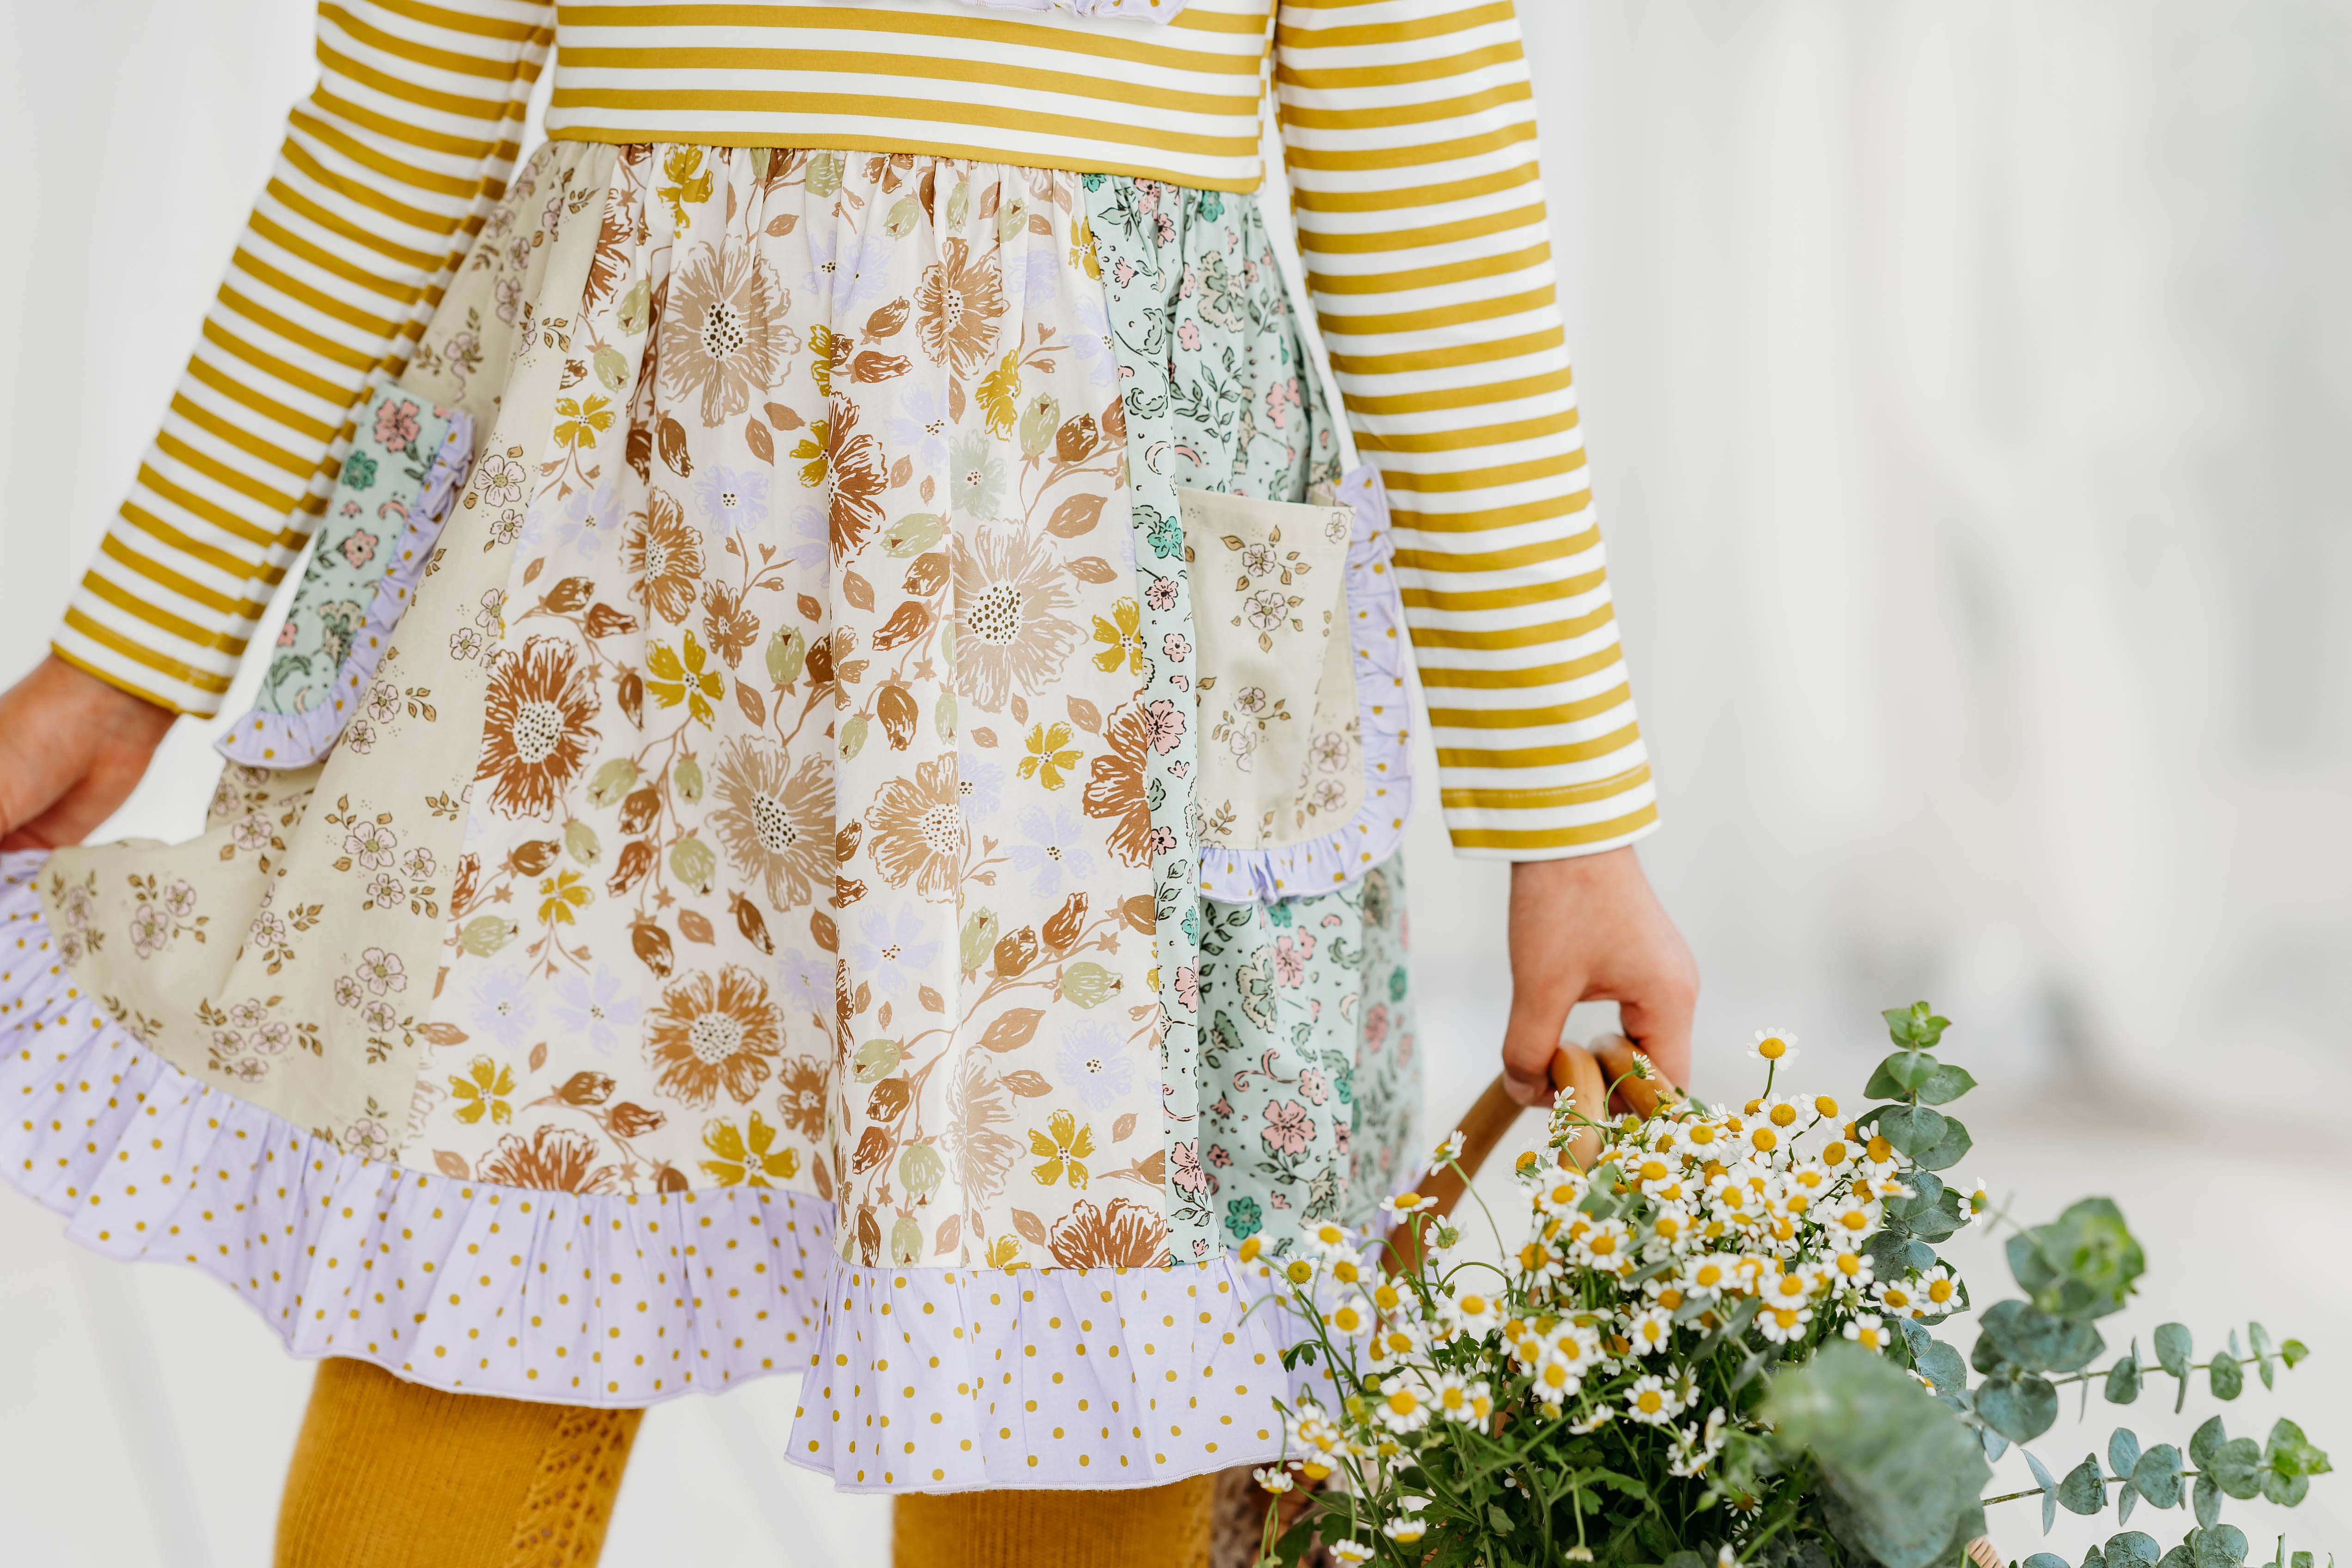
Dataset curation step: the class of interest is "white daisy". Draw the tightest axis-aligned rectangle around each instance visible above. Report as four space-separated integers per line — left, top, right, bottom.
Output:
1844 1312 1896 1353
1747 1029 1799 1067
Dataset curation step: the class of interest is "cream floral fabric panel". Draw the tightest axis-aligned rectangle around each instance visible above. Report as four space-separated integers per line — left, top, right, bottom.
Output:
38 144 616 1150
1178 487 1360 852
408 147 1166 1271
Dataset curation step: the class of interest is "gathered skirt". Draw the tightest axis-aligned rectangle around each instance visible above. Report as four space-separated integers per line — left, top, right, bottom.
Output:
2 139 1421 1492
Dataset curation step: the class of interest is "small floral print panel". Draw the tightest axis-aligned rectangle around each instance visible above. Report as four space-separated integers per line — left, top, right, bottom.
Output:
217 388 474 767
1178 486 1360 852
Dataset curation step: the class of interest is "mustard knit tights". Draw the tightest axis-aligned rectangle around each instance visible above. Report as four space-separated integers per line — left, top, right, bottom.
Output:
275 1359 1213 1568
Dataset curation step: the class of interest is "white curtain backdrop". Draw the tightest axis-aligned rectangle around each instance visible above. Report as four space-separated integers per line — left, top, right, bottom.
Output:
3 5 2346 1564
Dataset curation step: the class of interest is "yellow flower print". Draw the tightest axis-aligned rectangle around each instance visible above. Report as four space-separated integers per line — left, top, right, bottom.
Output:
537 868 591 926
1017 721 1081 790
1029 1108 1094 1189
976 349 1022 438
1091 598 1144 677
985 1233 1029 1271
808 325 840 398
551 394 614 448
699 1110 800 1187
791 419 830 487
1070 215 1102 281
646 630 725 726
450 1056 515 1126
657 146 713 232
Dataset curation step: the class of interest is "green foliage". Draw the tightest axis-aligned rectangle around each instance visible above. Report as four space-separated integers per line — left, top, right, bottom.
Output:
2008 1199 2145 1321
1764 1345 1991 1568
1981 1299 2107 1373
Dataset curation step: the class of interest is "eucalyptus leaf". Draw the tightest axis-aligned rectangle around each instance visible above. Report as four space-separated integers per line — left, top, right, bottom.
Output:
2195 1474 2223 1529
2259 1419 2332 1508
1866 1050 1942 1100
1884 1002 1951 1049
2028 1556 2072 1568
2060 1455 2108 1515
2248 1323 2276 1390
2106 1531 2162 1568
2111 1429 2144 1481
2107 1349 2144 1405
1980 1372 2061 1443
1912 1336 1970 1396
2083 1548 2108 1568
1886 1171 1947 1223
1982 1299 2107 1374
2007 1199 2145 1321
1918 1062 1979 1104
1916 1115 1975 1172
2132 1444 2185 1510
2193 1418 2229 1470
2158 1547 2193 1568
2211 1353 2243 1402
1878 1103 1950 1160
1764 1344 1992 1568
2212 1439 2264 1502
2193 1525 2250 1568
2279 1340 2309 1368
1911 1193 1965 1244
2155 1324 2194 1380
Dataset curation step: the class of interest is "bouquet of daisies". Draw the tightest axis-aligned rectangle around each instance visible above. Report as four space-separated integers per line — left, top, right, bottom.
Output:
1246 1004 2333 1568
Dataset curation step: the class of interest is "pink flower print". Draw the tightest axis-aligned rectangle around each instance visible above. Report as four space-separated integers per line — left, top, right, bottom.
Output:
1176 964 1199 1011
1261 1099 1313 1156
1170 1139 1209 1195
1137 186 1159 216
1321 912 1344 928
1265 377 1300 428
1179 264 1198 299
1151 826 1178 855
338 528 380 570
1363 1002 1390 1050
1145 577 1178 611
1143 698 1185 755
1161 632 1190 663
1177 320 1202 352
1112 259 1138 287
1155 213 1176 245
1207 1143 1233 1169
1298 1067 1329 1107
1335 1121 1352 1159
277 617 299 649
1210 1094 1234 1121
339 500 361 517
1268 1189 1292 1210
372 398 422 453
1272 932 1316 987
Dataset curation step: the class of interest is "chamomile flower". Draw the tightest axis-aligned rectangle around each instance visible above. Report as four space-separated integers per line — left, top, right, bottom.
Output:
1756 1301 1813 1343
1962 1176 1991 1225
1820 1198 1877 1241
1720 1544 1740 1568
1759 1265 1819 1313
1305 1219 1354 1257
1430 1374 1494 1424
1683 1253 1739 1298
1647 1202 1697 1248
1915 1264 1960 1314
1383 1496 1432 1543
1547 1321 1606 1375
1534 1170 1592 1216
1627 1148 1680 1188
1571 1216 1634 1268
1427 1129 1468 1172
1254 1466 1293 1494
1530 1355 1582 1405
1380 1190 1435 1219
1748 1029 1799 1067
1323 1297 1376 1340
1329 1540 1375 1566
1829 1249 1875 1289
1569 1407 1617 1434
1844 1313 1896 1353
1374 1373 1435 1433
1625 1373 1687 1426
1625 1305 1676 1356
1443 1283 1504 1338
1513 1237 1567 1286
1874 1277 1920 1316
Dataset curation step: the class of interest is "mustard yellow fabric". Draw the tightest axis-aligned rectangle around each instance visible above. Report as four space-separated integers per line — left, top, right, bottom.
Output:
894 1476 1215 1568
274 1358 644 1568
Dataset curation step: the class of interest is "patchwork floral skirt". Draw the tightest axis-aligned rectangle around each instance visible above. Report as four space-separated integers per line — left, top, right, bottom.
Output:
1 139 1421 1492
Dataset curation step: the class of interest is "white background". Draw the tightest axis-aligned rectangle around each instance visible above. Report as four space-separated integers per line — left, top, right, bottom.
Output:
2 3 2347 1564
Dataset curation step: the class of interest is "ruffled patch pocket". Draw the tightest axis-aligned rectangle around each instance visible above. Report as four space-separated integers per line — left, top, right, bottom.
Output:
216 384 474 767
1188 464 1413 901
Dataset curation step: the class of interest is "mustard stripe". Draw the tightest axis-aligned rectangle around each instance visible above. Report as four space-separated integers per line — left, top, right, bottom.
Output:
1445 802 1659 852
1319 287 1551 338
1388 489 1589 534
1346 368 1572 418
545 123 1259 192
1278 41 1525 92
1427 683 1632 731
289 104 484 202
61 606 236 695
96 534 264 622
1394 522 1600 576
168 392 313 481
1401 565 1607 614
1411 601 1613 653
1436 721 1643 771
81 568 252 660
1295 202 1542 254
247 211 417 306
1306 241 1546 295
364 0 547 45
552 6 1266 74
1358 408 1578 456
1284 121 1537 175
1280 82 1531 135
47 638 196 717
265 174 448 275
116 500 266 582
554 49 1259 120
1290 164 1537 214
200 317 354 409
133 463 281 550
217 283 381 373
186 357 339 447
321 2 527 83
1275 4 1518 51
1440 765 1652 814
153 430 301 515
312 86 505 162
549 89 1258 161
282 136 465 238
231 248 407 340
1330 325 1562 376
317 38 516 123
1380 448 1585 494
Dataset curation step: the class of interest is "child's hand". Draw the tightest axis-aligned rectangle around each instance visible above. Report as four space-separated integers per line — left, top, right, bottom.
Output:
1500 847 1697 1105
0 655 177 851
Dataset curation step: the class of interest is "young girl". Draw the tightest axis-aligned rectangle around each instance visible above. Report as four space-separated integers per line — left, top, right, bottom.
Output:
0 2 1696 1563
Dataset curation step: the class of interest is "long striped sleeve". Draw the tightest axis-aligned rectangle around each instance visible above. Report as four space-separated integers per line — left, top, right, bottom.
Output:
55 0 553 716
1273 0 1658 859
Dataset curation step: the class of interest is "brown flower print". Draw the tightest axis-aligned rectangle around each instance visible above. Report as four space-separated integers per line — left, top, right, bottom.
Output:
775 1054 830 1142
942 1054 1020 1206
1046 1196 1171 1269
865 756 965 900
478 637 600 819
644 964 784 1108
656 239 796 424
915 237 1006 378
953 524 1081 711
1083 701 1155 869
479 1124 620 1193
700 580 760 668
624 488 705 624
709 737 833 909
825 399 887 563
